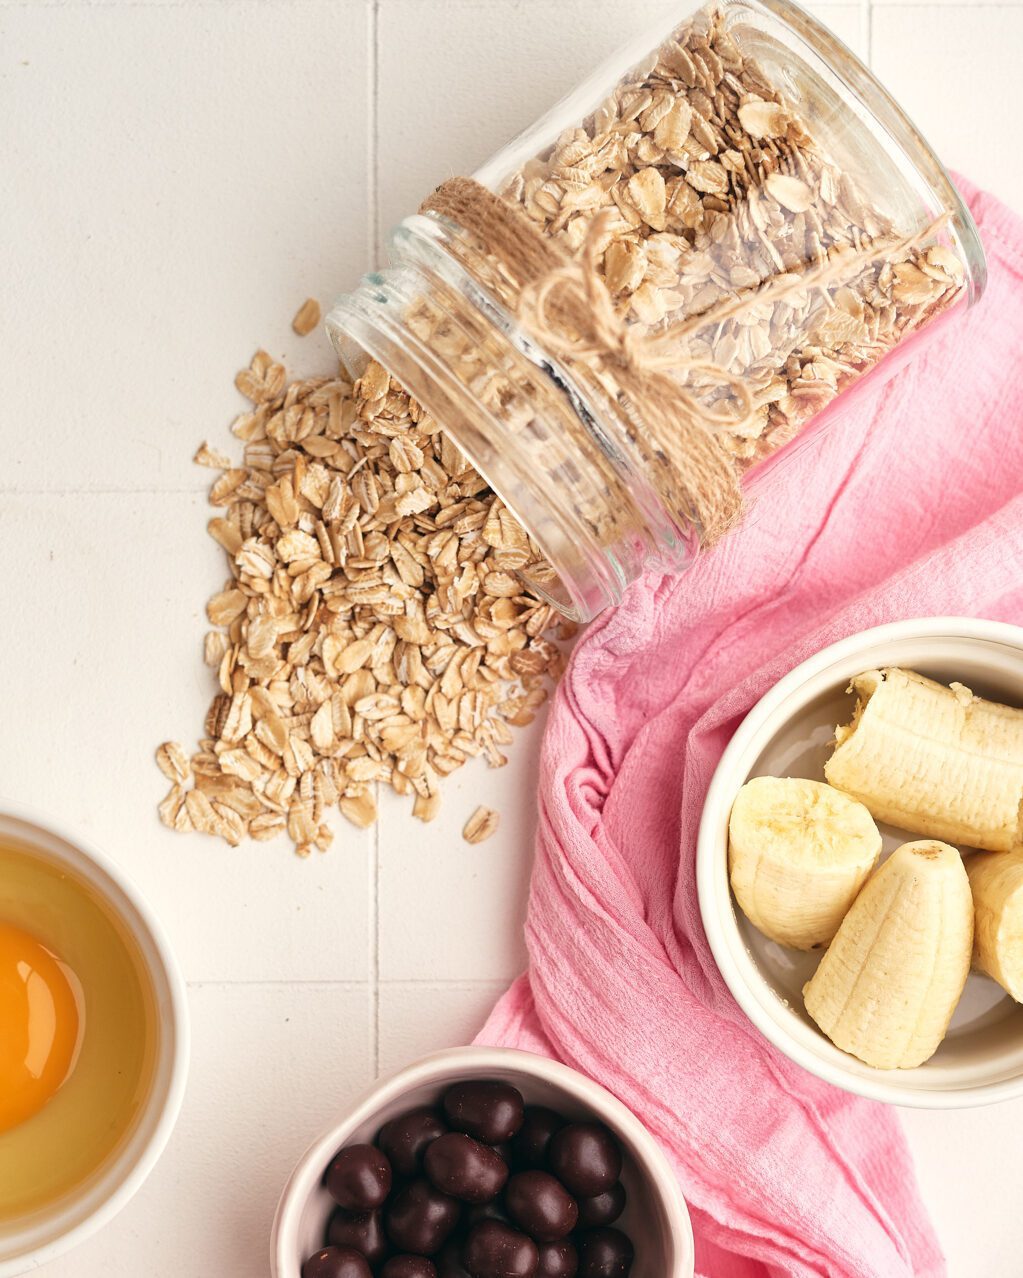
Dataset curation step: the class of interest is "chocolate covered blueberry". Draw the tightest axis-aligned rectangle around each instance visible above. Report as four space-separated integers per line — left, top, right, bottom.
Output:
326 1208 388 1265
505 1171 578 1241
443 1081 525 1145
462 1219 539 1278
325 1144 392 1211
510 1107 564 1170
385 1178 461 1255
381 1257 439 1278
301 1247 372 1278
424 1132 509 1204
548 1125 622 1198
575 1183 625 1229
378 1108 448 1178
536 1240 579 1278
577 1228 634 1278
302 1079 634 1278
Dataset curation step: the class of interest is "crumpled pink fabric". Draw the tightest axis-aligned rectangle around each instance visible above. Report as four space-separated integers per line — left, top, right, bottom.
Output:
476 181 1023 1277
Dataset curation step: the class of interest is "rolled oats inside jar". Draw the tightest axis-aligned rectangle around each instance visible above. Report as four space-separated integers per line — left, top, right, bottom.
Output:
327 0 985 622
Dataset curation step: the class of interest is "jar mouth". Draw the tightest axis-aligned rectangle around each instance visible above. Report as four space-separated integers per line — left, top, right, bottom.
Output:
328 286 598 621
326 220 695 622
739 0 985 301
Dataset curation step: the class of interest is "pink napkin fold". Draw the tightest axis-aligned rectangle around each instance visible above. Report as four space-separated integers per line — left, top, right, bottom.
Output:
476 180 1023 1278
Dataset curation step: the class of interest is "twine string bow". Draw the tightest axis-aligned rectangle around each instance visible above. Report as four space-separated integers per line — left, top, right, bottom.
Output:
517 211 754 543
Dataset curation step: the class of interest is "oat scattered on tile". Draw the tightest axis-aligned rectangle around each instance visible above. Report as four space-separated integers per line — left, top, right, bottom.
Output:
159 351 569 857
291 297 322 337
463 806 500 845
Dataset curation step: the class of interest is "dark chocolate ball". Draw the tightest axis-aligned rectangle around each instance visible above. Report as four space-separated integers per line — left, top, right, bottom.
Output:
326 1208 388 1265
577 1228 634 1278
378 1108 448 1178
505 1171 578 1241
425 1133 509 1204
548 1125 622 1198
510 1107 565 1170
462 1219 539 1278
443 1081 525 1145
301 1246 372 1278
325 1144 393 1211
575 1183 625 1228
380 1257 439 1278
385 1178 461 1255
536 1239 579 1278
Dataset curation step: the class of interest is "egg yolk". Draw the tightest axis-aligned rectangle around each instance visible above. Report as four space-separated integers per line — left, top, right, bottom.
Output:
0 922 80 1134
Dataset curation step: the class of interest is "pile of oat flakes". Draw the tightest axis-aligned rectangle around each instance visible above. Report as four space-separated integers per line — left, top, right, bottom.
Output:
157 335 566 857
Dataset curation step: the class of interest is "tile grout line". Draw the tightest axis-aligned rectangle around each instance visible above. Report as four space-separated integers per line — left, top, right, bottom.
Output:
0 487 210 497
865 0 874 65
369 0 382 269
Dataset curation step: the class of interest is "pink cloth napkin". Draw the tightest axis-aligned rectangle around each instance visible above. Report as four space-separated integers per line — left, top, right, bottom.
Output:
476 180 1023 1278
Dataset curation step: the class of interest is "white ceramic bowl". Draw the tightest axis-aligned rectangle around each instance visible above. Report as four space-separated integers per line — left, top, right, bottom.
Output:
0 806 189 1276
697 616 1023 1108
272 1046 695 1277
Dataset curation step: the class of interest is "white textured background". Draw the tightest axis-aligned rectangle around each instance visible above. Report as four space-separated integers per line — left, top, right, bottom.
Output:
1 0 1020 1273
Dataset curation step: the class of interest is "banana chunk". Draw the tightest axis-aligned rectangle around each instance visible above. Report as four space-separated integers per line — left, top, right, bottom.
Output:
728 777 882 950
804 840 973 1069
825 667 1023 853
967 850 1023 1002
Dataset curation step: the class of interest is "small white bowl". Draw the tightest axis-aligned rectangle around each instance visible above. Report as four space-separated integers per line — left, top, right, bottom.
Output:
0 806 189 1276
272 1046 695 1277
697 616 1023 1108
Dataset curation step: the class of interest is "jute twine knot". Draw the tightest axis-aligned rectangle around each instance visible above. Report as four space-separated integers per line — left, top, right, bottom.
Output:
421 177 947 548
517 209 756 542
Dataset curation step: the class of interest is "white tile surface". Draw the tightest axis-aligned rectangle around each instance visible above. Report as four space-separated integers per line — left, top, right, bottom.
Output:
0 0 370 494
2 0 1021 1274
32 984 372 1278
377 723 546 984
872 7 1023 210
899 1104 1023 1278
377 981 510 1074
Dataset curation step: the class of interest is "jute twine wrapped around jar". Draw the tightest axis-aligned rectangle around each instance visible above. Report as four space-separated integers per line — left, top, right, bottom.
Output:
422 176 943 547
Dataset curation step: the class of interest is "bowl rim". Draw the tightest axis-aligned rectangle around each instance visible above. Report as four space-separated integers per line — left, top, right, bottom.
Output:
696 615 1023 1109
0 802 190 1275
270 1044 696 1277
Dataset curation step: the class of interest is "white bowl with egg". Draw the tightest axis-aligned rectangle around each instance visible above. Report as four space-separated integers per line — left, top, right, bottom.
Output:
697 617 1023 1108
0 806 189 1276
272 1045 695 1277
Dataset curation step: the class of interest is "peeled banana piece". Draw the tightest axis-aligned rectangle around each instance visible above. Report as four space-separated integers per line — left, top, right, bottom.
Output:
825 667 1023 854
804 841 973 1069
728 777 882 950
967 850 1023 1002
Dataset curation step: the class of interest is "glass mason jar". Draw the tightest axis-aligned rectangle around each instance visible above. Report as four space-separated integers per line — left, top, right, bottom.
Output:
327 0 985 621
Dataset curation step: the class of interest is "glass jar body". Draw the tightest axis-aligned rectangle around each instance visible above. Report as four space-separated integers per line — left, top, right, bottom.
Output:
328 0 984 621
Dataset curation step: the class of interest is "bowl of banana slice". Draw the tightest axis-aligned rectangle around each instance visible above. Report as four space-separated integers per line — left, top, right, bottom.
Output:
697 616 1023 1107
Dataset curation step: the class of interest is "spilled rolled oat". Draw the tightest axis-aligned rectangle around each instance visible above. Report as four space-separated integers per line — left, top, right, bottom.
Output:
157 351 566 856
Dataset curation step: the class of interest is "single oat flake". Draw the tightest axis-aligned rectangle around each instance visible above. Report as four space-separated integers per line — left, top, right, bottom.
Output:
463 806 500 844
292 297 322 337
